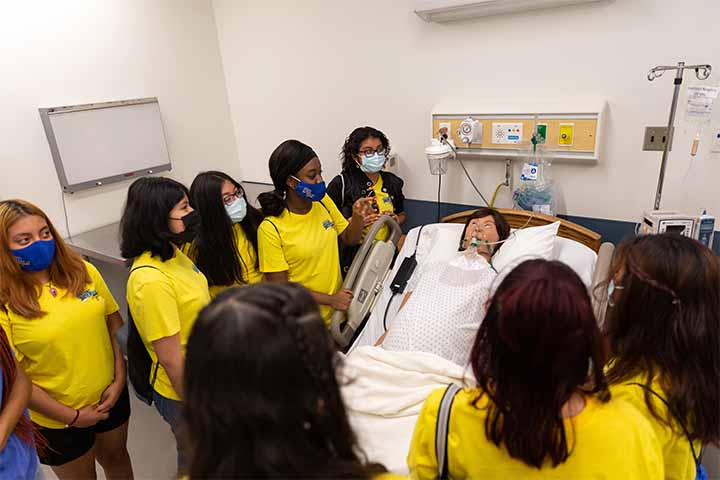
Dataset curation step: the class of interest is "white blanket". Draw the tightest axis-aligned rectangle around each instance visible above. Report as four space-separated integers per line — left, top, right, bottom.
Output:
341 346 471 474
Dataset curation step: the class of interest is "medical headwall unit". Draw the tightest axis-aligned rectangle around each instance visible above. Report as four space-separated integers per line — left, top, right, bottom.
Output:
431 101 606 163
39 98 172 193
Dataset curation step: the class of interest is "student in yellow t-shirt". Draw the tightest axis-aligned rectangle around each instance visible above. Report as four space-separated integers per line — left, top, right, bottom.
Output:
603 234 719 480
183 282 403 479
0 199 132 479
185 171 264 298
327 127 406 276
257 139 374 326
408 259 664 480
120 177 211 473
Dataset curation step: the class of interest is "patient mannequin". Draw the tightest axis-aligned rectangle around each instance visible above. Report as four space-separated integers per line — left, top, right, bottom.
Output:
378 208 510 366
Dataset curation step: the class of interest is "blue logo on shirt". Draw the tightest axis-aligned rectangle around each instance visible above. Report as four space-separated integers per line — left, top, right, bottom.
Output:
322 220 335 230
382 196 392 204
78 289 98 302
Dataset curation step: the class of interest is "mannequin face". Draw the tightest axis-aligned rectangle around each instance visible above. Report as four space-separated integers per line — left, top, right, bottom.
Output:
462 215 500 252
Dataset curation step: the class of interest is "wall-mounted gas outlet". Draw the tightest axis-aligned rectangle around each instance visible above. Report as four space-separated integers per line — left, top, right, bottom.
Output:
438 122 451 139
643 126 670 152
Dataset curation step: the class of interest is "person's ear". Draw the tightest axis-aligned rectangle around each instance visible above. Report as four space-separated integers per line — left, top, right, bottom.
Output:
286 177 298 190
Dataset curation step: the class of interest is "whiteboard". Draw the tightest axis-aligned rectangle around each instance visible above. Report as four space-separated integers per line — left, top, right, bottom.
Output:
39 98 172 193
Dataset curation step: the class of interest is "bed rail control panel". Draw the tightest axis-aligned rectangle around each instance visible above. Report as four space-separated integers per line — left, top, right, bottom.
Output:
331 216 403 349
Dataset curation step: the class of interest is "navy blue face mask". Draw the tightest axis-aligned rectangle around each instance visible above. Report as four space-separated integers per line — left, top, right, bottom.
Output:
11 239 56 271
291 176 326 202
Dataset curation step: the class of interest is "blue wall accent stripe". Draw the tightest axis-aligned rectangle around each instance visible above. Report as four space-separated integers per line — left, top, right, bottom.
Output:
402 198 720 255
243 181 719 254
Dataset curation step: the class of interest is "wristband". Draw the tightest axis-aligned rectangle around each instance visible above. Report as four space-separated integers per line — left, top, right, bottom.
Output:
67 409 80 427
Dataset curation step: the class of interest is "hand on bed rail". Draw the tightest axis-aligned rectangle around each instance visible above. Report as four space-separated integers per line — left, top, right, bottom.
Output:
330 288 354 312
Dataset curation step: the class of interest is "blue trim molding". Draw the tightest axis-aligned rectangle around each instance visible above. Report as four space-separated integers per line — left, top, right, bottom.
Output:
243 181 719 254
402 198 720 255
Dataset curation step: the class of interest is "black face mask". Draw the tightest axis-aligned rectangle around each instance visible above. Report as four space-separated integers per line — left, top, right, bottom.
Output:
170 210 200 244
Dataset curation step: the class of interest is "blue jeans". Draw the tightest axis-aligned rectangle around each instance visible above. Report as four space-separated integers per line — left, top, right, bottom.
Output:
152 390 186 472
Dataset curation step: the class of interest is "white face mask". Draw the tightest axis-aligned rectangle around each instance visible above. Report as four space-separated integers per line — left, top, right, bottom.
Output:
225 197 247 223
607 279 624 307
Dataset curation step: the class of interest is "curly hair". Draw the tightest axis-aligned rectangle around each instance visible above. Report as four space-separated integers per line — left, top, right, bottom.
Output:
340 126 390 173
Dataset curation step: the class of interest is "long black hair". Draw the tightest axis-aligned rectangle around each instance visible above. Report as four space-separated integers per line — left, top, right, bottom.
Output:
340 126 390 173
257 140 318 217
120 177 189 261
184 283 386 478
470 259 610 468
604 234 719 445
188 171 263 287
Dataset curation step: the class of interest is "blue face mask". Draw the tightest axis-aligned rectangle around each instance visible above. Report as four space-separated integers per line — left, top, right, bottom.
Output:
359 153 386 173
291 176 326 202
225 197 247 223
12 239 56 272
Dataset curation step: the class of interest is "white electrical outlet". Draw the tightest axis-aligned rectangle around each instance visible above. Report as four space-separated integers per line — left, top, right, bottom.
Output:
711 129 720 153
492 122 523 145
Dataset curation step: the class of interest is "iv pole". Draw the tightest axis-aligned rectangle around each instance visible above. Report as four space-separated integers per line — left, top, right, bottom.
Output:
647 61 712 210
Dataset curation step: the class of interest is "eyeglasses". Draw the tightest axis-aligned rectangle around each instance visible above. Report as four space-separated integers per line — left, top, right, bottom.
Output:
359 147 388 158
222 188 244 206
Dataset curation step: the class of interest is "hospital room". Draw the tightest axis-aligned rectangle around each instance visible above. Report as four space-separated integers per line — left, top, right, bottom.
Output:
1 0 719 479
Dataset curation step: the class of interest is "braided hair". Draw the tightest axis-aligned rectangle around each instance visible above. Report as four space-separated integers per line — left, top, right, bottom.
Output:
604 233 719 445
184 282 386 478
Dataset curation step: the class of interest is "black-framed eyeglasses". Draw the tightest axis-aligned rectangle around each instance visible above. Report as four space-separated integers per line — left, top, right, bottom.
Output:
359 147 388 158
222 187 245 206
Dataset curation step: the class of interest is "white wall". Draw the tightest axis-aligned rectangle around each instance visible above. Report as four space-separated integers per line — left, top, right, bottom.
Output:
212 0 720 223
0 0 239 236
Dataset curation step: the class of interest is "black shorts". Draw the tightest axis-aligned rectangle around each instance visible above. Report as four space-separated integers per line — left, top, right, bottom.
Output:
37 385 131 466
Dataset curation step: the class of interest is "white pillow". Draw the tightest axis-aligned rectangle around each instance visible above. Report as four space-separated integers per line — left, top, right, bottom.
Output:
552 236 597 287
491 221 560 274
425 224 465 264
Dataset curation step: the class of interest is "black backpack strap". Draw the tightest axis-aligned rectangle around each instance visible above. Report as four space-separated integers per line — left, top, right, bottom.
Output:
262 219 283 247
628 382 703 467
128 265 163 395
436 383 462 480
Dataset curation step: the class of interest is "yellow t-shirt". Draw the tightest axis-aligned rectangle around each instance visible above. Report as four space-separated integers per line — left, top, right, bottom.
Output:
611 376 701 480
257 195 349 325
0 262 119 429
127 248 211 401
182 471 405 479
184 223 263 298
408 387 664 480
365 175 395 242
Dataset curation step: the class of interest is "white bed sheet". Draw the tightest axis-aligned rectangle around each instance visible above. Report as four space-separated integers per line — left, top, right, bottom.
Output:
350 223 598 352
341 346 469 474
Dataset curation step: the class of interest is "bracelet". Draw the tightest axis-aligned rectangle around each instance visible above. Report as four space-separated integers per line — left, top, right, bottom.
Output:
67 409 80 427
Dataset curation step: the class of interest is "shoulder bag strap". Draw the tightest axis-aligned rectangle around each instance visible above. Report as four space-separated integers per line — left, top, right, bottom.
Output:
436 383 462 480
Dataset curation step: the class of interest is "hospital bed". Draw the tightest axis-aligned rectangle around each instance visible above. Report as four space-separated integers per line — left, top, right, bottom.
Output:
340 210 615 474
347 208 615 352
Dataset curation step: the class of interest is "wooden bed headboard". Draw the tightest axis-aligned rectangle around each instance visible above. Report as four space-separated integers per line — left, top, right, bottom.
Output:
441 208 602 252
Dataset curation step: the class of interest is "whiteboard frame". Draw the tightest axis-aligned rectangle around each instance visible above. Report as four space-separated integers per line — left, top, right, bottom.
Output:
39 97 172 193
